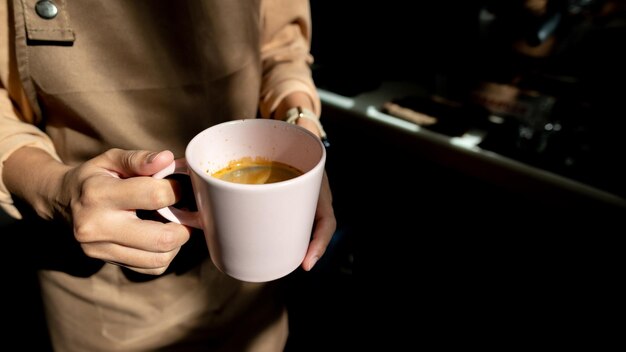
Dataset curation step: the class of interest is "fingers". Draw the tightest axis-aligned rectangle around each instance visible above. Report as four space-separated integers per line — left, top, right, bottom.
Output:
296 116 322 138
72 148 183 212
75 214 191 252
302 172 337 271
93 243 182 275
113 264 175 276
99 148 175 178
302 215 337 271
76 216 192 275
90 243 182 276
87 175 182 211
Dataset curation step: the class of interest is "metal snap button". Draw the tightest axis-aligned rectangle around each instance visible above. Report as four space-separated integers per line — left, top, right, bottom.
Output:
35 0 58 20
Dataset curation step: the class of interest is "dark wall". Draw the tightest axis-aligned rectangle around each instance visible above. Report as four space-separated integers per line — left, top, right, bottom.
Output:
310 1 483 97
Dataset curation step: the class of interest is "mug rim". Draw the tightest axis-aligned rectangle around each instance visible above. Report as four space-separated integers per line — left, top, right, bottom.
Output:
185 118 326 189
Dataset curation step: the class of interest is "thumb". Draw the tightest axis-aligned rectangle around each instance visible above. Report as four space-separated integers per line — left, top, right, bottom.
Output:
108 149 176 178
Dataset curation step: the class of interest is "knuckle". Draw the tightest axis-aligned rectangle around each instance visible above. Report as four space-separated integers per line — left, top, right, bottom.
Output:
80 245 99 259
79 174 112 206
103 148 123 161
104 147 122 155
78 183 101 207
156 224 185 251
74 221 97 242
150 253 174 270
148 185 175 208
156 233 177 252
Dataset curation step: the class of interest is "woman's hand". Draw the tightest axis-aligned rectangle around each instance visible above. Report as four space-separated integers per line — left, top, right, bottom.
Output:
274 92 337 271
301 171 337 271
4 147 192 275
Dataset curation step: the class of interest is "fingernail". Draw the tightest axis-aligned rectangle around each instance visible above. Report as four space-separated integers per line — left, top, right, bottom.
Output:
147 152 159 163
308 256 319 271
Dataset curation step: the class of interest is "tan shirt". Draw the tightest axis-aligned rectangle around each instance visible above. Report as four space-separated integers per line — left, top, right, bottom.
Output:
0 0 321 219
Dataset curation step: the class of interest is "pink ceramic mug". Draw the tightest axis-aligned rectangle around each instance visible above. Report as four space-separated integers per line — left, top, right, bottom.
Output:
153 119 326 282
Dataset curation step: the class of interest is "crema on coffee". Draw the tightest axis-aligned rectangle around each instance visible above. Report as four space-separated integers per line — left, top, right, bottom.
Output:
212 157 303 184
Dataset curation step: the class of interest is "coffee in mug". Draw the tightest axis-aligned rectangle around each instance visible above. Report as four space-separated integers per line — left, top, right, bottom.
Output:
212 157 304 185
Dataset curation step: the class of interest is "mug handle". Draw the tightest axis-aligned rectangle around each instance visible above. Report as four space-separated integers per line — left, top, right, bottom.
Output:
152 159 202 229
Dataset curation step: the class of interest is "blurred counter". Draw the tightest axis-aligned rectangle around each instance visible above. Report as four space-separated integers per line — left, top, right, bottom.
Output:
318 81 626 212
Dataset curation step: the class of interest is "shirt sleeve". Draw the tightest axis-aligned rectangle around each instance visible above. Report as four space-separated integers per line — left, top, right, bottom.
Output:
258 0 321 119
0 92 61 219
0 3 60 219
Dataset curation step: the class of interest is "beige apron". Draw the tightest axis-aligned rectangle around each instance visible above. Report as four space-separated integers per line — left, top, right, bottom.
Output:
10 0 287 350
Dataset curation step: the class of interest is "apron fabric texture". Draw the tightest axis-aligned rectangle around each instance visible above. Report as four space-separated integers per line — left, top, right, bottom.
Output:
8 0 290 350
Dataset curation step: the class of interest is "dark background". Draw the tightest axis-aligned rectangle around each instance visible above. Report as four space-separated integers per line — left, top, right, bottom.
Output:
302 0 624 349
309 0 626 200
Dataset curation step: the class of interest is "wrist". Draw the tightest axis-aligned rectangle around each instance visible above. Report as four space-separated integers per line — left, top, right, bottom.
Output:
4 147 69 220
285 107 330 147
